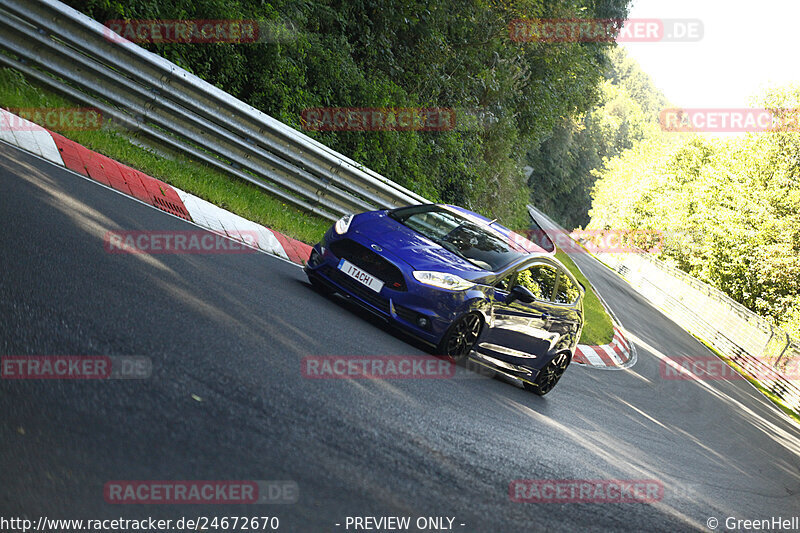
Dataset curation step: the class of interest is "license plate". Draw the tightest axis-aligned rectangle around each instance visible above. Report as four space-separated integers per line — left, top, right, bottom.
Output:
338 259 384 293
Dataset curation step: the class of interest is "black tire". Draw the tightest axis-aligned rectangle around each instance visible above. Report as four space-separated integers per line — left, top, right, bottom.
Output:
524 352 570 396
437 312 482 364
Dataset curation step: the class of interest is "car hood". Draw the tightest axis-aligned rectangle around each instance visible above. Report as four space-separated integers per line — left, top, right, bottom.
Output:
350 211 491 279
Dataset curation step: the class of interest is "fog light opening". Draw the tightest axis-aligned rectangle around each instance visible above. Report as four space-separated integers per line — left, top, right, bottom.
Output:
309 248 322 266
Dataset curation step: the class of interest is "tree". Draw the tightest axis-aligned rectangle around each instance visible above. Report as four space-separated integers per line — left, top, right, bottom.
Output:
587 83 800 338
526 46 667 228
66 0 633 229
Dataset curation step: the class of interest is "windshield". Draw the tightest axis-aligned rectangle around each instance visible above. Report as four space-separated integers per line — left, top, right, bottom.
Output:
388 205 526 271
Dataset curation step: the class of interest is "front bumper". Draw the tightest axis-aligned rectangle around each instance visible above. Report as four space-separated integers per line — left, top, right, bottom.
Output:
304 236 464 346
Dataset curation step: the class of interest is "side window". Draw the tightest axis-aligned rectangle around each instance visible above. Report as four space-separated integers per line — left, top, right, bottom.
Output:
516 265 557 301
554 269 581 304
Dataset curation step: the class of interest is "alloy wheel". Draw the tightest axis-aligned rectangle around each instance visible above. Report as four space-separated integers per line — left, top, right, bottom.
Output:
441 313 482 362
525 352 570 396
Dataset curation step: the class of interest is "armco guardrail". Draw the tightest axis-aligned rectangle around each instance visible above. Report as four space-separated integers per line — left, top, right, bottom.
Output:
0 0 429 221
527 206 800 413
595 250 800 413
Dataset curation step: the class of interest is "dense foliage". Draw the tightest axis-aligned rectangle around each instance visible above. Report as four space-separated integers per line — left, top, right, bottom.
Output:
66 0 630 228
589 85 800 338
526 46 668 228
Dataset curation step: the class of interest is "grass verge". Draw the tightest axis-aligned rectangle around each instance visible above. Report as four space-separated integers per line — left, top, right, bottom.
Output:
694 336 800 425
0 67 330 244
555 248 615 346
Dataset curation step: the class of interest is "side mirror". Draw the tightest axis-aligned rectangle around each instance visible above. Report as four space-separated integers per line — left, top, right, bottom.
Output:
508 285 536 304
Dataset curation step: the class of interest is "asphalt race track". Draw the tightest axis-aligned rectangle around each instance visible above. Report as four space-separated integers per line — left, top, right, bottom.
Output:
1 141 799 532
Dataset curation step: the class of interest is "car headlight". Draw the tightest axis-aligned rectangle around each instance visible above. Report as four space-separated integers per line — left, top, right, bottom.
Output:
334 214 354 234
413 271 474 291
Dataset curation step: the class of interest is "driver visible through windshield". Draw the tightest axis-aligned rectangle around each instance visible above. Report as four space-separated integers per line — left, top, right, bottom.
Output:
388 205 527 271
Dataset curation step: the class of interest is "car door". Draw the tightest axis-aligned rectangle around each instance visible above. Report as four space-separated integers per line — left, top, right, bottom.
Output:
545 262 584 354
475 261 560 362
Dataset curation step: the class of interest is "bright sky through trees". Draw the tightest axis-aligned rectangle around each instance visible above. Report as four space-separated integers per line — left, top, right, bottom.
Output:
623 0 800 108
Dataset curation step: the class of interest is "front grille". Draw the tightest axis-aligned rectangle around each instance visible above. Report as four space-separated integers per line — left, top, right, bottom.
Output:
319 265 391 314
329 239 407 291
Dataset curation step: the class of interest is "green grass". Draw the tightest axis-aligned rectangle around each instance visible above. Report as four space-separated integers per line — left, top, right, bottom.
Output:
694 336 800 426
555 248 615 345
0 68 330 244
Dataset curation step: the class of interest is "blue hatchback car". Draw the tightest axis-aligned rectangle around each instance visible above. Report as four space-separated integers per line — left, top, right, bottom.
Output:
304 204 584 395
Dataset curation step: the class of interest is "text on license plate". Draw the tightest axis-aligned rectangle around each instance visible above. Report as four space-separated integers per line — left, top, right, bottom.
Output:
338 259 384 292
